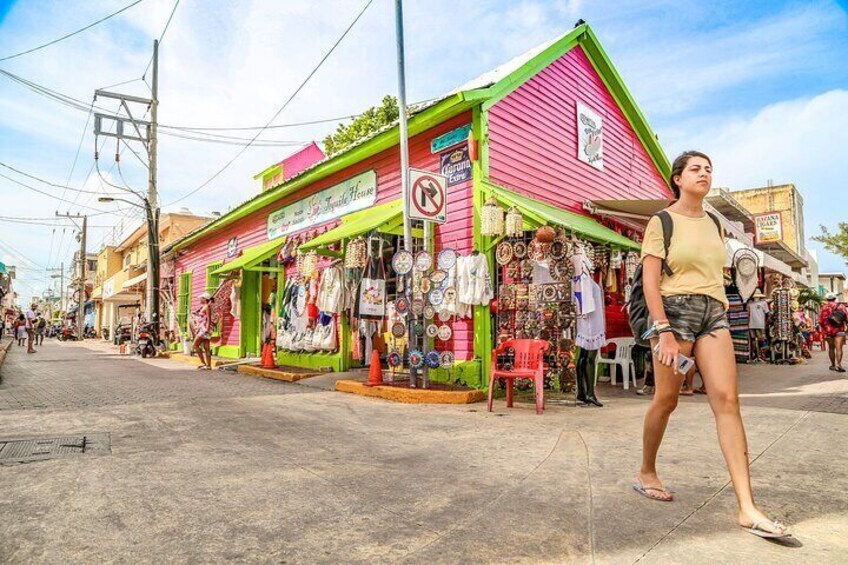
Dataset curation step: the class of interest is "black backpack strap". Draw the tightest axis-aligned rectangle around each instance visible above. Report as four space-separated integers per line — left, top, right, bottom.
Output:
706 211 723 238
656 211 674 277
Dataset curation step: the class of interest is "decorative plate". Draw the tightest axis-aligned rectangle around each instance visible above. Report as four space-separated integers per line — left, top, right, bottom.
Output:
420 277 432 294
553 260 571 281
423 305 436 320
437 325 453 341
395 297 410 315
549 240 566 260
542 284 558 303
392 322 407 338
425 351 441 369
414 251 433 272
392 250 414 275
408 350 424 369
440 351 455 368
437 248 458 270
496 241 514 265
430 269 448 286
426 324 439 338
411 298 425 316
513 240 528 259
387 350 402 367
413 320 425 337
428 288 445 306
443 288 457 304
438 309 452 322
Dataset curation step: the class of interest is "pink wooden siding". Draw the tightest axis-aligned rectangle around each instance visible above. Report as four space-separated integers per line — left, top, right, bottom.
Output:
488 46 672 210
175 112 475 359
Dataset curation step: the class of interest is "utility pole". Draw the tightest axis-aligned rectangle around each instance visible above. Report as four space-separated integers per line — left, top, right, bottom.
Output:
94 40 161 338
56 213 87 338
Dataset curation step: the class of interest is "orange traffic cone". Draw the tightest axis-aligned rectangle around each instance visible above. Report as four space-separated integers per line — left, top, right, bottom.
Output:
260 342 277 369
365 349 383 387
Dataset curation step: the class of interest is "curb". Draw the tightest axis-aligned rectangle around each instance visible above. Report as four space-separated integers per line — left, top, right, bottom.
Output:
334 379 486 404
165 352 232 368
0 339 13 381
238 365 322 383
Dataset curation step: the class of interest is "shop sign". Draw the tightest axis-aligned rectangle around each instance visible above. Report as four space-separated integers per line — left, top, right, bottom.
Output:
430 124 472 153
103 278 115 299
408 168 448 224
267 170 377 239
439 146 472 187
754 212 783 244
227 236 239 258
576 102 604 170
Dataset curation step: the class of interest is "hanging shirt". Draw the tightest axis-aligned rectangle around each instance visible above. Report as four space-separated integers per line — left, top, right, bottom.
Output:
747 299 770 330
317 264 344 314
457 253 493 307
575 278 606 351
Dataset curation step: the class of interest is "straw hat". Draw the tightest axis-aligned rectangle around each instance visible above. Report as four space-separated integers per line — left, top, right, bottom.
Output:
752 289 765 299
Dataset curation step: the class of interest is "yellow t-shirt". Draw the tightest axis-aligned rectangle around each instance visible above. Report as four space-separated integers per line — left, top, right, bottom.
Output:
640 211 728 308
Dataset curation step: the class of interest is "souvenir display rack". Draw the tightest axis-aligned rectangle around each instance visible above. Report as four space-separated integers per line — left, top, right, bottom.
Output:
725 292 751 363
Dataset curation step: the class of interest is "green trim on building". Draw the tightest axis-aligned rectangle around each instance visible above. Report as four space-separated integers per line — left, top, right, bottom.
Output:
216 344 241 359
177 271 192 336
299 199 403 251
212 237 286 276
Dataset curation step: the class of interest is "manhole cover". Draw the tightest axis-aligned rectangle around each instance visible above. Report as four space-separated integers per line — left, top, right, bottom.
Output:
0 433 110 465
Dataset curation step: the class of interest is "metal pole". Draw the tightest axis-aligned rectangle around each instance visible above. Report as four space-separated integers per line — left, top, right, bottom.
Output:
59 262 64 315
395 0 419 387
147 39 160 338
78 216 87 339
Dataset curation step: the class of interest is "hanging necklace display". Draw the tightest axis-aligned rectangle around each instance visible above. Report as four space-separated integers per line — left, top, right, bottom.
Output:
610 248 623 270
428 288 445 306
439 351 455 368
426 324 438 338
408 350 424 369
437 325 453 341
344 236 367 269
437 248 458 271
625 251 639 280
392 322 407 338
425 351 441 369
395 297 410 316
496 241 514 265
481 196 505 236
423 305 435 320
505 206 524 237
438 308 452 322
414 250 433 272
513 240 528 259
392 249 414 275
593 244 609 271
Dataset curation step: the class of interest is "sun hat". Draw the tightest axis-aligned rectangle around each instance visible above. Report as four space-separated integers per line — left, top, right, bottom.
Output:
826 292 838 301
200 291 213 301
752 289 765 299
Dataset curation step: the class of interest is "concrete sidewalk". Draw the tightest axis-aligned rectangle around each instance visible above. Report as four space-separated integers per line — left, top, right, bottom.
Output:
0 340 846 564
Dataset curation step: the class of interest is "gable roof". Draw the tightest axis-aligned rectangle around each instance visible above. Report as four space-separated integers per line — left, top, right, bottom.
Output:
167 23 669 253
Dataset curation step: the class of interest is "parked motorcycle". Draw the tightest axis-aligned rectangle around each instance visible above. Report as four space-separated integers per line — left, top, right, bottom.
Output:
83 326 97 339
58 326 78 341
135 323 159 358
113 324 132 346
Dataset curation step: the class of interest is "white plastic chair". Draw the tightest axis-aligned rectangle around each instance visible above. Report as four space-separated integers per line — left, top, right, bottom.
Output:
594 337 636 390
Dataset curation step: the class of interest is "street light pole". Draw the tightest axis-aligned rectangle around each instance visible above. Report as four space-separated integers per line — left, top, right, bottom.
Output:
146 40 160 337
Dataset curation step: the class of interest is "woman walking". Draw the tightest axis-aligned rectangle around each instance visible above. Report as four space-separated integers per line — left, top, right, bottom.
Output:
192 292 214 370
634 151 791 540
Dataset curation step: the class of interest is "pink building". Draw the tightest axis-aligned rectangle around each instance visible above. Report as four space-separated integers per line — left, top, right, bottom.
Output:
164 23 672 387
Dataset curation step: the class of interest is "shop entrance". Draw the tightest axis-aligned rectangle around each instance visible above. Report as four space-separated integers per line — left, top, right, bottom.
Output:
240 258 284 358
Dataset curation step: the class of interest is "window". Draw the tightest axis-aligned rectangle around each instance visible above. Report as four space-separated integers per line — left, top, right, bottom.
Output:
124 254 132 269
177 272 192 336
205 262 223 338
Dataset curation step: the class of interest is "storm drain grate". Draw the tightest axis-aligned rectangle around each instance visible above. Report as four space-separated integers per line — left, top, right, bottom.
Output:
0 433 110 464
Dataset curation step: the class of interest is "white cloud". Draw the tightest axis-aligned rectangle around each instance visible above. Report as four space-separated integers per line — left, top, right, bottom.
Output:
674 89 848 273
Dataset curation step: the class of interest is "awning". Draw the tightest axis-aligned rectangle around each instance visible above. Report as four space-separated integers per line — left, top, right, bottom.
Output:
212 237 286 276
485 182 640 250
122 272 147 289
754 239 808 269
299 199 406 251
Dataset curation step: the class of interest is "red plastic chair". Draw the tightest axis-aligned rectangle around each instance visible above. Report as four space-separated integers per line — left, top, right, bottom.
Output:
488 339 550 415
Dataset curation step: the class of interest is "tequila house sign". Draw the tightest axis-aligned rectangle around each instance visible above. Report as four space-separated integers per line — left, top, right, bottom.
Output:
267 170 377 239
576 103 604 170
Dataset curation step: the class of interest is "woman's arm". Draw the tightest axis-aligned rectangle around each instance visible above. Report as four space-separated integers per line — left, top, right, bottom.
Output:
643 254 679 372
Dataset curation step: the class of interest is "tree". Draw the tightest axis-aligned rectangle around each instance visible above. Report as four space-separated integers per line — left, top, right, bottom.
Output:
813 223 848 262
323 95 399 156
798 288 824 311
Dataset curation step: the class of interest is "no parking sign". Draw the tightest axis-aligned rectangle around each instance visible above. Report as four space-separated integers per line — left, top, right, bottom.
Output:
408 168 448 224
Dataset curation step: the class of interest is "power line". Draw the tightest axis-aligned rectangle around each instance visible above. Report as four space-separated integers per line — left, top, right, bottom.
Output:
0 159 125 196
142 0 181 80
161 114 361 132
166 0 376 206
0 0 146 62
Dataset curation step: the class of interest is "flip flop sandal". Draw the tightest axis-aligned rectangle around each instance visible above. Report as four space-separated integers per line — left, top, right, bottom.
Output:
829 366 839 372
694 386 707 394
632 480 674 502
680 388 694 396
741 520 792 540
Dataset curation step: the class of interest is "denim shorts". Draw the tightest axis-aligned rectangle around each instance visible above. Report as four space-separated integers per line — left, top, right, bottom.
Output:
655 295 729 342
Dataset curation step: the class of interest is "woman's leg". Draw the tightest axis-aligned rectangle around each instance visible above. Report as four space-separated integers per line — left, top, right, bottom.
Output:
204 340 212 368
193 336 207 366
694 329 786 532
639 337 693 498
827 337 837 368
835 335 845 368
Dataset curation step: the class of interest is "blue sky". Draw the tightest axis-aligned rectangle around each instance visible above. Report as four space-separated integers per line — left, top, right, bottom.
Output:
1 0 847 304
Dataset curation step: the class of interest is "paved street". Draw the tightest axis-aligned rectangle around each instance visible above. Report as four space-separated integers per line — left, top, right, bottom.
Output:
1 338 847 564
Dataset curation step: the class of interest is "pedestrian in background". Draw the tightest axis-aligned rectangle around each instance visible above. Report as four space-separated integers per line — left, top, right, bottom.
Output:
819 292 847 372
192 292 214 371
35 315 46 346
15 314 26 347
25 303 38 354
